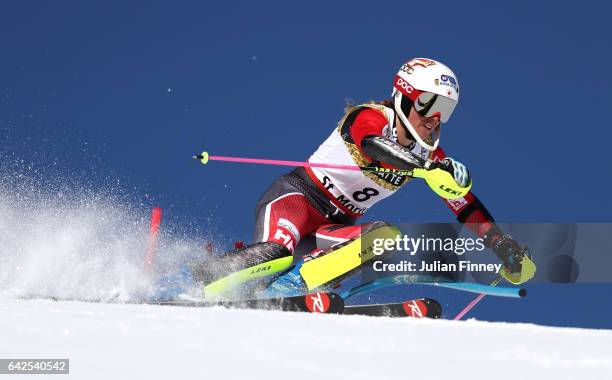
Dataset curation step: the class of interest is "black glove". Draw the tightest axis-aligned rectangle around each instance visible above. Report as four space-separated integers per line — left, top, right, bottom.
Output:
488 233 536 284
492 234 529 274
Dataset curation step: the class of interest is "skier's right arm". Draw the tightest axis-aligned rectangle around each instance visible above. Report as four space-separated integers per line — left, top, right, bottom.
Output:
361 135 426 170
351 110 471 188
349 108 426 171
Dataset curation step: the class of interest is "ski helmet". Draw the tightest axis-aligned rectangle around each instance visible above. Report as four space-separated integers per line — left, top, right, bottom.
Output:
392 58 459 151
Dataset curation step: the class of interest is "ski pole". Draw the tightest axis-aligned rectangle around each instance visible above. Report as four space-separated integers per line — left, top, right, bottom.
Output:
453 275 503 320
193 151 471 200
194 152 367 172
339 274 524 300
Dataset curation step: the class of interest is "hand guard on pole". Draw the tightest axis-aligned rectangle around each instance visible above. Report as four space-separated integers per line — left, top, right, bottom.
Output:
491 234 537 285
435 157 471 188
360 136 472 199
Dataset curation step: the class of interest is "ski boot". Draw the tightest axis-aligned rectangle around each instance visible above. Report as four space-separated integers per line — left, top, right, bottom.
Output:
151 266 197 302
264 261 308 298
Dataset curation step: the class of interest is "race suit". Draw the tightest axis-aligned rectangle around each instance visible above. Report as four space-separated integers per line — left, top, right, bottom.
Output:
252 103 495 253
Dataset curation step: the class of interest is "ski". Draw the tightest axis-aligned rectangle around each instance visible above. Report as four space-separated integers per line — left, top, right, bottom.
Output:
150 292 345 314
20 293 441 318
343 298 442 318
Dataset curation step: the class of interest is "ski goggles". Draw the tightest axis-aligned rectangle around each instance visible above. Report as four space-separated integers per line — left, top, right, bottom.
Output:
413 92 457 123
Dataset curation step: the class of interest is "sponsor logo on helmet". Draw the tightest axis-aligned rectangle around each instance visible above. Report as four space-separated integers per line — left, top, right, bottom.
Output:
407 58 437 68
394 76 414 96
436 74 459 93
400 63 414 74
441 74 457 85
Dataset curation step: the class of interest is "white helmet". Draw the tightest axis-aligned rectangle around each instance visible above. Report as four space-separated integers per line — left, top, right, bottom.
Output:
392 58 460 151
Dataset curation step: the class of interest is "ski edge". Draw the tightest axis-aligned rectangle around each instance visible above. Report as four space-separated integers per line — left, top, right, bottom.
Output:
344 298 442 318
149 291 345 314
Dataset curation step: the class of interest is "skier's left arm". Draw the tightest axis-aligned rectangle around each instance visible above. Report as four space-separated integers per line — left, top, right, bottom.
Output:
432 147 536 285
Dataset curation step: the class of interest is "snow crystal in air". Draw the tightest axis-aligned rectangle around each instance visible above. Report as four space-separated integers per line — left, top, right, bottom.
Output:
0 164 217 302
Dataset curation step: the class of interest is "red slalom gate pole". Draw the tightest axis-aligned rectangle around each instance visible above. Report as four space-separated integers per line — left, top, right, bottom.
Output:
144 207 162 273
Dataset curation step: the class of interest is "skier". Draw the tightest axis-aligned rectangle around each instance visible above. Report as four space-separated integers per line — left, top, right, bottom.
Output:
158 57 536 300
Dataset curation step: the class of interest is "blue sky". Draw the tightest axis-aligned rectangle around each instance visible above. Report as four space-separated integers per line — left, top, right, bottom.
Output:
3 0 610 237
2 1 611 326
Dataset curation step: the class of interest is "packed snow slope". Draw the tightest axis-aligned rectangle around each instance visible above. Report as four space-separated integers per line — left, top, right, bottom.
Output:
1 297 610 380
